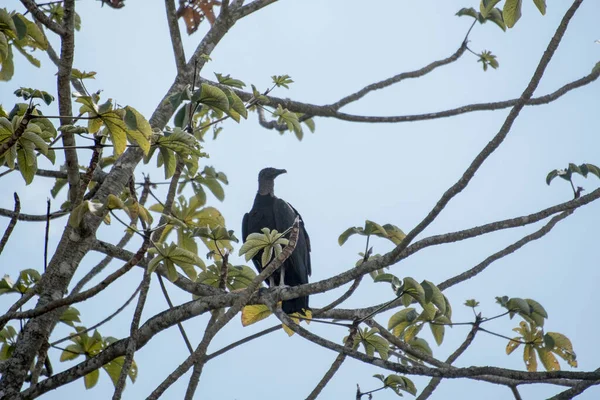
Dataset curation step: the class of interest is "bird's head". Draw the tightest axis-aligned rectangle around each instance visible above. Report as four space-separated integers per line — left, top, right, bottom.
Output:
258 167 287 181
257 167 287 195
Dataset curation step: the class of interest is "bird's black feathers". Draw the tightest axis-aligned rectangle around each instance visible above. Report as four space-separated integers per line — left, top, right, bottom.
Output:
242 168 311 315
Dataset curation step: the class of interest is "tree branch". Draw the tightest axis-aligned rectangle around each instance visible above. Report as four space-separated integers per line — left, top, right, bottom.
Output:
0 107 34 158
0 238 150 326
164 0 186 72
19 0 65 35
331 42 467 110
417 320 480 400
147 217 301 399
438 210 572 291
112 267 151 400
0 193 20 255
305 324 358 400
56 0 80 204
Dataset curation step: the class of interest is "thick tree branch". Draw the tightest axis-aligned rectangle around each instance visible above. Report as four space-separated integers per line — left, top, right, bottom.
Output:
0 1 281 395
56 0 80 204
548 370 600 399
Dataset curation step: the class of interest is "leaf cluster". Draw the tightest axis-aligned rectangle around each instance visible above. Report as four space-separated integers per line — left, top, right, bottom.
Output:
0 9 48 81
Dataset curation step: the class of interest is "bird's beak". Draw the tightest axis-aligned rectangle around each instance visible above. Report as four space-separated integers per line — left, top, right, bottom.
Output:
275 169 287 177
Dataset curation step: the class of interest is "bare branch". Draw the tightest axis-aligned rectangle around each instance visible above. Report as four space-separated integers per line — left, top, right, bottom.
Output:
0 193 20 255
417 320 480 400
165 0 186 72
0 207 68 222
331 43 467 110
233 0 278 19
438 211 572 291
306 324 358 400
0 238 150 326
51 282 142 346
112 268 151 400
548 371 600 400
70 180 150 294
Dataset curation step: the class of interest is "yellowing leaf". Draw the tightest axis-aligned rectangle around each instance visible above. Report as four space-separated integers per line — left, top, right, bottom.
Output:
241 304 271 327
506 338 521 355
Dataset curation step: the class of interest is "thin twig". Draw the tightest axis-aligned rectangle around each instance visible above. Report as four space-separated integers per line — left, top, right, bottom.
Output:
306 322 358 400
112 266 151 400
157 274 194 354
51 282 143 346
44 198 50 272
0 193 21 255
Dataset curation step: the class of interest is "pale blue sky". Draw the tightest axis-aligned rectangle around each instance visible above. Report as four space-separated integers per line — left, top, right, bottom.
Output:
1 1 600 399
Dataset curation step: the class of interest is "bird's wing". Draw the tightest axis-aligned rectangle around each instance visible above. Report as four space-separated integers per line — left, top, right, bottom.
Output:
242 212 249 241
274 199 311 282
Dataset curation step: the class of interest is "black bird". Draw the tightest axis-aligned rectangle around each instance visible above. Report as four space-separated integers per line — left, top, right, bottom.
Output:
242 168 311 315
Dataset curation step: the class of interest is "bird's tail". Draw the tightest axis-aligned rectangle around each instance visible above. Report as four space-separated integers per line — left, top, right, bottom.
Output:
282 296 310 315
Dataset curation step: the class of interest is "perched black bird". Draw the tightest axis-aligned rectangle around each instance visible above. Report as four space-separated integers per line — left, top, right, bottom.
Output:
242 168 311 314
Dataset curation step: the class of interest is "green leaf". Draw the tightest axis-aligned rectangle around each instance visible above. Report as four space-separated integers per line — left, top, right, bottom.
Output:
0 45 14 81
122 106 151 155
533 0 546 15
60 343 82 362
464 299 480 308
84 368 100 389
408 337 432 356
430 322 445 346
486 8 506 31
103 356 138 387
224 88 248 121
507 297 531 316
101 111 128 154
156 128 203 158
71 69 97 80
167 85 192 109
480 0 501 18
16 147 36 184
388 308 418 331
583 163 600 179
456 7 479 19
421 280 446 314
214 72 246 89
272 74 294 89
59 307 81 327
401 277 425 304
382 224 406 245
503 0 522 28
338 227 362 246
193 84 230 113
546 169 559 185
